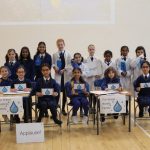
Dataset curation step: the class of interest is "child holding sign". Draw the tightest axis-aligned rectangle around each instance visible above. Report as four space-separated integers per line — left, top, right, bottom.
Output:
0 66 12 122
34 63 62 125
11 66 32 123
134 61 150 117
65 68 89 124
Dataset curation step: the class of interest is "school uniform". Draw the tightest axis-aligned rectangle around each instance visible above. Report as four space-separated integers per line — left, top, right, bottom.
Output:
34 77 61 124
134 74 150 117
101 77 121 90
102 61 117 76
116 56 132 91
65 80 89 116
4 60 20 80
52 50 71 112
0 78 12 87
84 56 103 90
11 78 32 123
19 59 35 81
34 52 52 80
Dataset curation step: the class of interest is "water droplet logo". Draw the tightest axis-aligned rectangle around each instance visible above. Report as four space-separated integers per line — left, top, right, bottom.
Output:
113 101 122 112
45 89 50 95
18 85 23 91
111 85 116 90
2 87 8 93
10 101 18 113
144 83 148 88
77 84 82 90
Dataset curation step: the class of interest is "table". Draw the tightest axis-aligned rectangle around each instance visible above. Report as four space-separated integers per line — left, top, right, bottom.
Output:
90 90 132 135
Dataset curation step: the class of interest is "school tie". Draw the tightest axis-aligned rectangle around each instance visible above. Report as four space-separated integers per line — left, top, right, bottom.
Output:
145 76 148 80
123 57 126 61
10 62 13 66
107 62 110 66
41 55 44 60
91 57 93 61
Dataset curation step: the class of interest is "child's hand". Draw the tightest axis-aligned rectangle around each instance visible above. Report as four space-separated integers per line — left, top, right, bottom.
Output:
23 88 31 92
139 54 144 58
72 90 78 95
60 69 65 74
11 88 17 92
105 88 109 91
82 89 89 96
136 87 141 92
53 92 58 97
95 75 101 79
53 66 59 74
117 87 123 92
36 92 43 97
121 72 127 77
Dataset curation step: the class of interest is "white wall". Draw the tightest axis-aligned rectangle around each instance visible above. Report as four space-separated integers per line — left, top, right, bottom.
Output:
0 0 150 67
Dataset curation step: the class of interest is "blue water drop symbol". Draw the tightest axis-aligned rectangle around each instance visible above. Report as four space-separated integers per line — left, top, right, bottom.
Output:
111 85 116 90
45 89 50 95
77 84 81 90
144 83 148 88
2 87 8 92
113 101 122 112
10 101 18 113
18 85 23 90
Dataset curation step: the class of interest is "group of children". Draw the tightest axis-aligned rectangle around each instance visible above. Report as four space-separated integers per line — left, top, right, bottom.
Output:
0 38 150 125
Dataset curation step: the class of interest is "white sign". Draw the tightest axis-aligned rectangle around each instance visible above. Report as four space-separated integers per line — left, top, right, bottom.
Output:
14 84 26 91
16 123 45 143
42 88 54 95
100 94 126 114
108 84 119 90
0 86 11 93
0 96 23 115
74 84 85 90
140 83 150 88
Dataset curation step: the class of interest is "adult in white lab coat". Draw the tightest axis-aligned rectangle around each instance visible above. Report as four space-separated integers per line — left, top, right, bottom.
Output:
84 44 103 90
52 39 71 115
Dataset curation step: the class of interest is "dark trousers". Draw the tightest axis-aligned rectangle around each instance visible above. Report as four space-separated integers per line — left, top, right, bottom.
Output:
71 97 89 116
38 99 57 121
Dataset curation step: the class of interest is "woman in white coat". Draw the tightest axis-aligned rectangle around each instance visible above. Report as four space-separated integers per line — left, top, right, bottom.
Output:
52 39 72 115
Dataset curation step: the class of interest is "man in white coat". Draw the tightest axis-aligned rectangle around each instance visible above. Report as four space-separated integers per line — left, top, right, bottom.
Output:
52 39 72 115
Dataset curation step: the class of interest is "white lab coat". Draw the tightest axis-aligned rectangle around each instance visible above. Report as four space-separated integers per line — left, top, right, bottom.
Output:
84 57 103 90
102 61 117 77
116 56 132 91
52 50 72 85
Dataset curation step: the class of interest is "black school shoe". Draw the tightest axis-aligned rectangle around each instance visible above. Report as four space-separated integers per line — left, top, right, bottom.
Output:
100 116 105 122
54 118 62 125
36 117 42 122
139 111 144 118
113 114 119 119
62 110 67 116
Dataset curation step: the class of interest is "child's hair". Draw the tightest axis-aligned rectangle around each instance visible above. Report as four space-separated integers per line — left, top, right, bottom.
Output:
120 46 129 55
104 50 113 57
41 63 51 70
71 67 86 84
0 66 11 77
73 53 84 62
16 65 26 73
36 41 46 55
104 67 118 78
135 46 146 59
140 61 150 68
19 46 31 61
5 49 18 62
56 38 65 45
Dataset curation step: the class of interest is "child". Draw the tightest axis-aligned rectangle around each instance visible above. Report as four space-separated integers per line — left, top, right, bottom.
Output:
134 61 150 117
131 46 146 82
65 68 89 124
116 46 132 114
52 39 71 116
19 46 35 81
4 49 20 80
84 44 103 90
0 66 12 122
34 63 62 125
34 42 52 81
11 66 32 123
102 50 116 77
